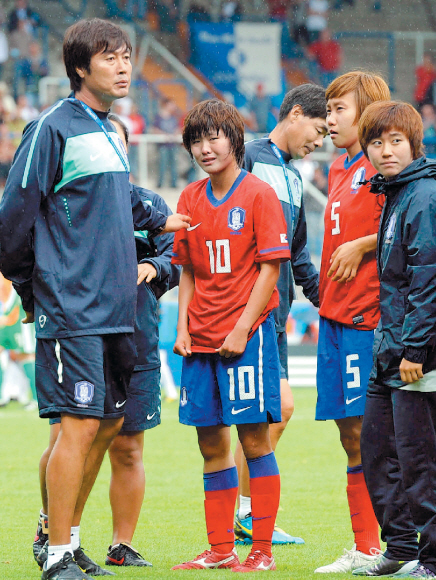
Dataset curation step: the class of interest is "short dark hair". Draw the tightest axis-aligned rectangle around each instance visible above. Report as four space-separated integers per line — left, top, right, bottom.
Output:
278 84 326 122
108 112 129 145
63 18 132 92
358 100 424 160
182 99 245 167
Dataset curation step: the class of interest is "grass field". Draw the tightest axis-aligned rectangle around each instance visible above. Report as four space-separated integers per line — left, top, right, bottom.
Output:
0 387 379 579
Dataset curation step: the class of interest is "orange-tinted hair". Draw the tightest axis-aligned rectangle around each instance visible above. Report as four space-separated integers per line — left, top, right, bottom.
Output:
358 100 424 160
326 71 391 124
182 99 245 167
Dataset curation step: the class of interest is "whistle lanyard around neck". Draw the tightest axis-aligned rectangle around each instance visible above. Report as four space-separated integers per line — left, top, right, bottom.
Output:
67 97 130 175
269 141 295 231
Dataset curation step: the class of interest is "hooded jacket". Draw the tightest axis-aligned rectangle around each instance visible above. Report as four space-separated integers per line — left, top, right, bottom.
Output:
369 156 436 388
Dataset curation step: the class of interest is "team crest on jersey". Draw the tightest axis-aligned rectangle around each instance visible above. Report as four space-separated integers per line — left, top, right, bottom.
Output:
74 381 94 405
351 167 366 193
180 386 188 407
228 207 246 232
385 213 397 242
293 178 300 196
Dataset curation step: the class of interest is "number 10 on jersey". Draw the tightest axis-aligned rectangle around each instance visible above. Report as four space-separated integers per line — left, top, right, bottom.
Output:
205 239 231 273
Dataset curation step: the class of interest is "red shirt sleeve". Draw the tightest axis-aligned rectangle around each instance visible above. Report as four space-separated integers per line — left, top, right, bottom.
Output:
252 185 291 262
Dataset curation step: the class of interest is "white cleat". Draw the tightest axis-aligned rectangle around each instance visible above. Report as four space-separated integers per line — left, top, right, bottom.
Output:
315 545 381 573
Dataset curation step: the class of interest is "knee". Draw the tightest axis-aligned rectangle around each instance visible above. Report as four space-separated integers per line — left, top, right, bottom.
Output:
198 440 229 463
339 428 361 458
109 436 142 470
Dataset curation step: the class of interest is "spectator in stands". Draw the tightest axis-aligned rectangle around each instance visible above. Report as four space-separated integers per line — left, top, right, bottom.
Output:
187 1 211 23
7 0 38 36
268 0 290 21
19 40 48 108
15 94 38 123
221 0 242 22
153 98 180 189
415 52 436 110
291 0 310 47
308 28 342 87
0 82 17 121
422 103 436 159
247 82 276 134
307 0 329 43
8 19 33 100
0 10 8 82
124 0 148 20
0 123 15 188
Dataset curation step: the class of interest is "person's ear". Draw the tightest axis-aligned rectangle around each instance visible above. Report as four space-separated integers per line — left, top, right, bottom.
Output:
288 104 304 122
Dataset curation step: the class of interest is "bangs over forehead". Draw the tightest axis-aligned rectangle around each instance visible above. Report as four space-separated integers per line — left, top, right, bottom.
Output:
326 71 390 124
182 99 245 166
358 100 424 159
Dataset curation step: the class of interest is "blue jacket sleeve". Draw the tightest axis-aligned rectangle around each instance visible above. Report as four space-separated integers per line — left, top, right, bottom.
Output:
291 198 319 307
135 191 181 300
131 185 167 234
0 117 62 312
402 187 436 363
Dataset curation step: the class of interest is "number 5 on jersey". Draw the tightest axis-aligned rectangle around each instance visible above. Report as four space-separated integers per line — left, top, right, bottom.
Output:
331 201 340 235
206 239 231 273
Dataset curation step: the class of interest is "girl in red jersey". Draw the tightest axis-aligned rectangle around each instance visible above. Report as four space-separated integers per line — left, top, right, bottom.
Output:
314 72 390 574
171 99 290 572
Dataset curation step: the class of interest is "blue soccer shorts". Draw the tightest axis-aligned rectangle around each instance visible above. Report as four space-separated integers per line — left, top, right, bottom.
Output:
36 333 136 420
120 367 161 432
316 316 374 420
276 330 288 380
179 314 282 427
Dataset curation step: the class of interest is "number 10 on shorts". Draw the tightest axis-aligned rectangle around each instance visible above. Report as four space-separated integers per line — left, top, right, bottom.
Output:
228 366 256 400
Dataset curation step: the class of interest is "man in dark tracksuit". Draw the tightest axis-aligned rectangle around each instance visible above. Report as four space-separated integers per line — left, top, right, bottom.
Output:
0 18 189 580
357 101 436 579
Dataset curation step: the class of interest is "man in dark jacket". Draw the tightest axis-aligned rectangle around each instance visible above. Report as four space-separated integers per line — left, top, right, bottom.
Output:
356 100 436 579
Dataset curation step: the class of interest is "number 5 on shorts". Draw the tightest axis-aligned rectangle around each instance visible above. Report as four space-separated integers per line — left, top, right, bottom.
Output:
346 354 360 389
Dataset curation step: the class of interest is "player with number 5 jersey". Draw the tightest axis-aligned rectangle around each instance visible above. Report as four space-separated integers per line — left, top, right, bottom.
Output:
171 99 290 573
314 72 391 575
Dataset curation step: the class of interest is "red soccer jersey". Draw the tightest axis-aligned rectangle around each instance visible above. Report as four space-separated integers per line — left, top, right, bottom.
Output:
319 151 384 330
172 170 290 352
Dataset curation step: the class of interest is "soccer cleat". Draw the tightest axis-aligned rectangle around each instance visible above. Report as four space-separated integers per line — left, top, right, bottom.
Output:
232 550 276 572
37 541 49 569
353 554 419 576
171 548 240 570
234 512 304 545
315 545 381 573
41 552 92 579
106 543 152 567
396 563 436 578
272 525 305 545
73 547 114 576
33 513 49 563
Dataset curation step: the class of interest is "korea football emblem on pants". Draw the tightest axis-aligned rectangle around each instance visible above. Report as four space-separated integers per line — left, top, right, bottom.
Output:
75 380 95 405
228 207 246 232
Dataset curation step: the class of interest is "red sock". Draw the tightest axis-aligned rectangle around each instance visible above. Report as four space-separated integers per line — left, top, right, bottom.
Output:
248 453 280 558
204 467 238 554
347 467 380 554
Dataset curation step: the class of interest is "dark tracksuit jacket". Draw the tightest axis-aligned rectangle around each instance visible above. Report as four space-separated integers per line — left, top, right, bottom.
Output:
361 157 436 569
0 97 167 340
133 185 180 371
244 137 319 333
